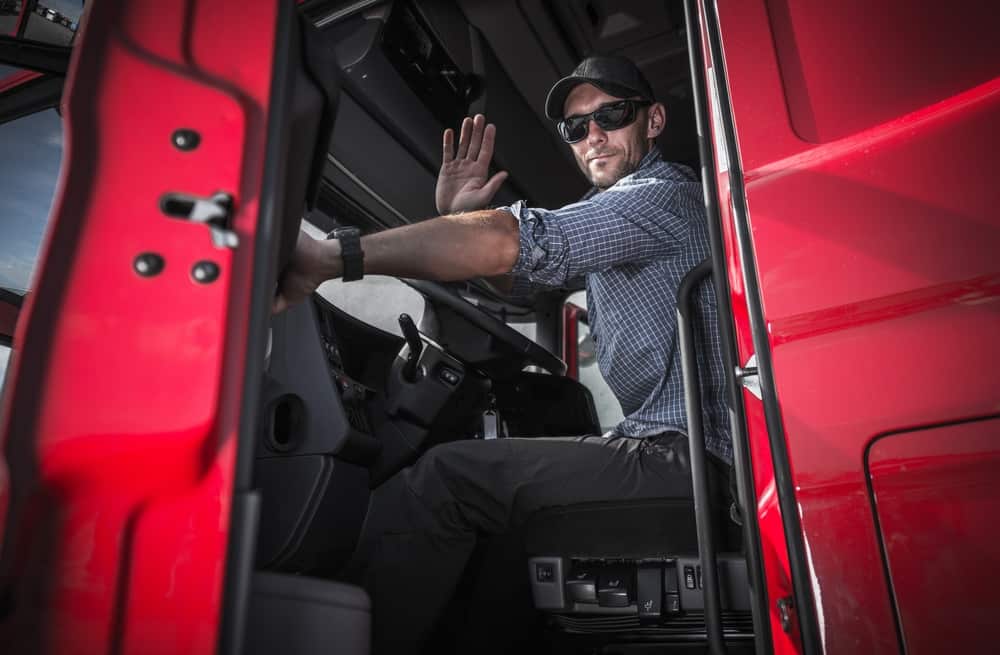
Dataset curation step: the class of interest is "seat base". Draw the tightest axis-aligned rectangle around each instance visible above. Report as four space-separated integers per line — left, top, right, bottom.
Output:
245 572 370 655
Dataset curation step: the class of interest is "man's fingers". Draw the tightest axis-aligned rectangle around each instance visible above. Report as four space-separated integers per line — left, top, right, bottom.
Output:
467 114 486 161
478 122 497 163
442 128 455 164
456 116 473 159
482 170 509 198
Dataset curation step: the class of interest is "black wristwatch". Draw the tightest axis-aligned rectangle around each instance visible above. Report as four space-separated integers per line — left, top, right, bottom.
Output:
326 226 364 281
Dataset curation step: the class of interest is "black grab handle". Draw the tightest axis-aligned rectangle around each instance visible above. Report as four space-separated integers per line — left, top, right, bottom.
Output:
676 258 727 655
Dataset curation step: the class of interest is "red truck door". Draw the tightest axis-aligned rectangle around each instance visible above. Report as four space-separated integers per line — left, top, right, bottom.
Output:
0 2 336 653
705 1 1000 653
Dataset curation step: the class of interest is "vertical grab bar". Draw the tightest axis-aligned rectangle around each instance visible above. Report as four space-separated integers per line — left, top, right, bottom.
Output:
676 258 727 655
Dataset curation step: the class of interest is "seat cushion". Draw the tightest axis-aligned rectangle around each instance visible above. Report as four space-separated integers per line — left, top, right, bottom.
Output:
521 498 700 559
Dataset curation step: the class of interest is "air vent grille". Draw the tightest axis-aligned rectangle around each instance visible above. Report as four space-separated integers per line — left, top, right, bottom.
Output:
551 610 754 637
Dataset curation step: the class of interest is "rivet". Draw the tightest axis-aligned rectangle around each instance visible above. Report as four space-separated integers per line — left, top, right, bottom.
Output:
172 129 201 151
191 261 220 284
133 253 165 277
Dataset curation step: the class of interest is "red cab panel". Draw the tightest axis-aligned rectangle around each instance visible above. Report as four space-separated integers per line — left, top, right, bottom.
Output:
868 417 1000 655
716 0 1000 652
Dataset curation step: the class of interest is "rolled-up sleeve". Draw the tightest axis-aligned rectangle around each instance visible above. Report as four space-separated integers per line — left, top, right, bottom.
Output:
498 175 695 287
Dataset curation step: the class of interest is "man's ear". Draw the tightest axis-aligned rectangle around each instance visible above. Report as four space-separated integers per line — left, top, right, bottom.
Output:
646 102 666 139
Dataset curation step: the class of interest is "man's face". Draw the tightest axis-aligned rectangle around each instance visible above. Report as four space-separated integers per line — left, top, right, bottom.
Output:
563 84 663 189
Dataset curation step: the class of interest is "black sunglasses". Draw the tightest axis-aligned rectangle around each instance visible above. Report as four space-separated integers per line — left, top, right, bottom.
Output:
557 99 652 143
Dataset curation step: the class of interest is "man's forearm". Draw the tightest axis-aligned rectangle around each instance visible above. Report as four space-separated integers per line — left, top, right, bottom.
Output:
342 209 520 281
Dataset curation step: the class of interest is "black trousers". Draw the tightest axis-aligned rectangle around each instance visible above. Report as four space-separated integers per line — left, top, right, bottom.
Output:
347 433 711 654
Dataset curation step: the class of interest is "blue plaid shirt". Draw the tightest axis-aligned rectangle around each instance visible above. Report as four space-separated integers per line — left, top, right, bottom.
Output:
502 147 731 462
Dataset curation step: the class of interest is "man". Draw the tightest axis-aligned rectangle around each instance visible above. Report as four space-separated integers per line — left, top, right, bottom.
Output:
277 56 730 652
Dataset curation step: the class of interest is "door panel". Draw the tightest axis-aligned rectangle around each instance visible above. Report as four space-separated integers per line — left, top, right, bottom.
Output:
868 417 1000 655
0 1 283 653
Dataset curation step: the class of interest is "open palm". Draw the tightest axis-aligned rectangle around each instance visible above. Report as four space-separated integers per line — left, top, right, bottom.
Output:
436 113 509 214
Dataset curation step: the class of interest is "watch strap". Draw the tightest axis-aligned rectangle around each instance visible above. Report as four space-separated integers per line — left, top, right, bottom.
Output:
327 227 364 281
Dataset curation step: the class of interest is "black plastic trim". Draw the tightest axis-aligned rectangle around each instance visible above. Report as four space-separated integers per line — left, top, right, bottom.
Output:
0 36 71 75
217 0 297 652
0 288 22 345
700 1 822 651
681 1 773 652
0 288 24 310
676 258 725 655
0 73 63 125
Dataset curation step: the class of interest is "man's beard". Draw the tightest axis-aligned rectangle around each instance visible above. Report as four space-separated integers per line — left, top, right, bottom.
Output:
582 142 648 189
590 154 642 189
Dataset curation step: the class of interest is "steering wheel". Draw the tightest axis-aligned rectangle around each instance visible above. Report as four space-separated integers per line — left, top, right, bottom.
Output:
401 279 566 377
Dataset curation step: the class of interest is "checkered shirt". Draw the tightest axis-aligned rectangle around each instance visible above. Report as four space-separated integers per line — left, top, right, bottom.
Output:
502 147 732 462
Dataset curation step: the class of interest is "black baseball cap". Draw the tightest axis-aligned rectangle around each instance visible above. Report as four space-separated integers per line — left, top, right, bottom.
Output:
545 55 655 120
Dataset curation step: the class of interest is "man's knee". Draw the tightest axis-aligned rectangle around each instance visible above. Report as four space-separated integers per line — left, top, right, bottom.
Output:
403 440 481 502
411 438 507 481
403 439 512 530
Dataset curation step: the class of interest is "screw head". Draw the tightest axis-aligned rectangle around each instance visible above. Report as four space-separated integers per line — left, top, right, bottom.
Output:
191 261 220 284
133 253 165 277
171 128 201 151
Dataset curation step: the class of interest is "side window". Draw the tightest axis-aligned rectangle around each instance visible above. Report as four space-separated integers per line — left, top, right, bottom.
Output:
3 1 84 45
566 290 624 430
0 1 20 35
300 221 426 338
0 105 64 391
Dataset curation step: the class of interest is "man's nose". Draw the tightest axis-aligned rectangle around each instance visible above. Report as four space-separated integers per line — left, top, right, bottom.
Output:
586 119 607 145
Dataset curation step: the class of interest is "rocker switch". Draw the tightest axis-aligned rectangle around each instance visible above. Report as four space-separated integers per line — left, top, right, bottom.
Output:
598 569 631 608
636 566 662 623
566 568 598 604
683 565 697 590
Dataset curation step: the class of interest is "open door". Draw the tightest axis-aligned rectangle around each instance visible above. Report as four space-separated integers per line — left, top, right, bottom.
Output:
0 1 340 653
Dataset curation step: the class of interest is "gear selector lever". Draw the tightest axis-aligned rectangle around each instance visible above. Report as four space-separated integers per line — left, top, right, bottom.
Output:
397 314 424 382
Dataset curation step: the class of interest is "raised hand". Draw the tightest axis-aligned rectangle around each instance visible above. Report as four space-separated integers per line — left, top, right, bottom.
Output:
435 113 509 215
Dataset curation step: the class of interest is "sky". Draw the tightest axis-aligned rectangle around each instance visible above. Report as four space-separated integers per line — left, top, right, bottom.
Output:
0 108 63 292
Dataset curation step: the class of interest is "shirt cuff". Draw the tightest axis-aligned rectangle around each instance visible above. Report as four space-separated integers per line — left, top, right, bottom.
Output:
499 201 567 282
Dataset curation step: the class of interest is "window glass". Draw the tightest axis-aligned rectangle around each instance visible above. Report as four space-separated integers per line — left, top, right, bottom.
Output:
0 344 9 391
0 108 63 294
22 1 83 45
0 1 22 36
567 290 623 430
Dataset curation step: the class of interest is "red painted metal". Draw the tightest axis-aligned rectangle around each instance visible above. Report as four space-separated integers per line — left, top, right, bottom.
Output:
715 1 1000 653
13 0 32 37
0 1 279 653
868 417 1000 655
696 3 802 651
562 302 585 380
